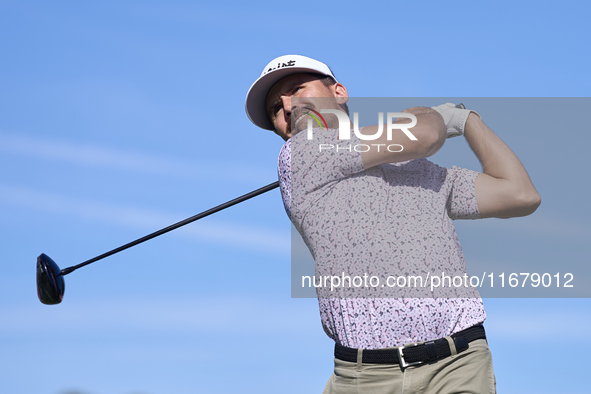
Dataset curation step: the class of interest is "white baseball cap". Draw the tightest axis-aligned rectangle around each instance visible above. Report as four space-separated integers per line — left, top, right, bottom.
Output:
245 55 338 131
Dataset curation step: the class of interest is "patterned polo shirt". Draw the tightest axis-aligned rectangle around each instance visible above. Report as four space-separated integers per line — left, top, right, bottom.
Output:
279 128 486 349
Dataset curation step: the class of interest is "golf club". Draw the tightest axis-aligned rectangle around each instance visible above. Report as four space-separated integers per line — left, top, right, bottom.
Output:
36 181 280 305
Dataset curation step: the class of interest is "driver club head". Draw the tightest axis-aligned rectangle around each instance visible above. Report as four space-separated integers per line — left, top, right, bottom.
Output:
36 253 65 305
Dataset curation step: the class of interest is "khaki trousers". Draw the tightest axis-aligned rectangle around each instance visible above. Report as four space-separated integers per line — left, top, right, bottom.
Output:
323 339 496 394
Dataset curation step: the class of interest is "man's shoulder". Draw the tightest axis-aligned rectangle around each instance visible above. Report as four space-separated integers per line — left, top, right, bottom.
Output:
383 157 443 172
403 158 472 176
277 138 291 165
378 159 465 189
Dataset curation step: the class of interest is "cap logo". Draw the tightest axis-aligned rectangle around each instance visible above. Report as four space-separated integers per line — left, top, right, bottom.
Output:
265 60 296 74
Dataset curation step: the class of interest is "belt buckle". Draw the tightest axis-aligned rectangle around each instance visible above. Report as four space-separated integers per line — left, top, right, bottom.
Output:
397 343 423 369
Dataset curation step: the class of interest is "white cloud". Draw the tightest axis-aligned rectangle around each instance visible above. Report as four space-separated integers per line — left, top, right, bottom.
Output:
0 132 270 182
0 183 289 254
2 296 320 334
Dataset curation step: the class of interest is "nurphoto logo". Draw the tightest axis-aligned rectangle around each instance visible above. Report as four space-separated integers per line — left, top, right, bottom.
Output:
301 108 418 153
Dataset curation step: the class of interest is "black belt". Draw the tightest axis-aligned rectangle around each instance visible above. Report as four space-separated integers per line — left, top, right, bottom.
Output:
334 324 486 368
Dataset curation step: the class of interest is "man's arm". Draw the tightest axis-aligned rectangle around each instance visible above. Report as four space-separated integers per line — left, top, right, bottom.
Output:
361 107 447 169
464 113 541 218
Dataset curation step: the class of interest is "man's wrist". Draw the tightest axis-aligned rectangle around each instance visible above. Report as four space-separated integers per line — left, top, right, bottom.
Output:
464 112 483 137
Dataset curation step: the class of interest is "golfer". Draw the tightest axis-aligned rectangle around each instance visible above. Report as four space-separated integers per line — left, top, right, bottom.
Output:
245 55 540 393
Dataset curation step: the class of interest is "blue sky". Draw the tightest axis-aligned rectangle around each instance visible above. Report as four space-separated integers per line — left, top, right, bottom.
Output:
1 1 590 393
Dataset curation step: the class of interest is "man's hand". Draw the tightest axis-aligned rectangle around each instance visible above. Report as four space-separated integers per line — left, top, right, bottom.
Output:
431 103 480 139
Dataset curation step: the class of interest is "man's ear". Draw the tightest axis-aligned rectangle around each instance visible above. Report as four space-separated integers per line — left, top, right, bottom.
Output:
333 83 349 105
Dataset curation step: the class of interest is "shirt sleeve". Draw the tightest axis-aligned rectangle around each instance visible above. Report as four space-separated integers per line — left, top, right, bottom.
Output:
277 139 292 219
446 165 481 220
291 128 365 189
290 129 365 226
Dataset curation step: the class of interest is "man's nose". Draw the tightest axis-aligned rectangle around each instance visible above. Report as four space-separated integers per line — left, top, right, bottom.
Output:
280 96 292 115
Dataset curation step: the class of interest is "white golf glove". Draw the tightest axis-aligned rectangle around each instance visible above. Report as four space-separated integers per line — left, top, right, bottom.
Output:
431 103 480 138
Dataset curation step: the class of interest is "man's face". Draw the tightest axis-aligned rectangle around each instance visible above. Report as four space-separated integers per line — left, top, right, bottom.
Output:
265 73 348 141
